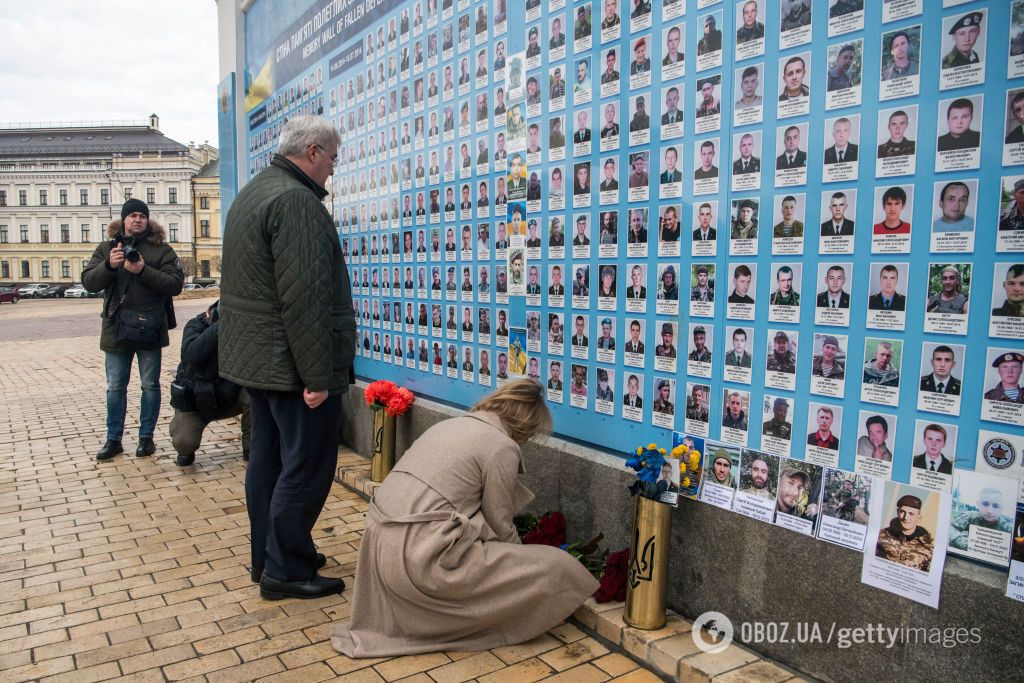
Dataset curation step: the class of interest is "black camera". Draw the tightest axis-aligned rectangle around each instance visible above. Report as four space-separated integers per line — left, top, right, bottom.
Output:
112 238 142 264
123 244 142 263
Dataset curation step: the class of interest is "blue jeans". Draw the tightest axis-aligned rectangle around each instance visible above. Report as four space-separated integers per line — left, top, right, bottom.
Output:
105 349 162 441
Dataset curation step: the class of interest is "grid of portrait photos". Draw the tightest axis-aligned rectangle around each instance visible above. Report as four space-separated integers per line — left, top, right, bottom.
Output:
246 0 1024 525
668 428 1024 608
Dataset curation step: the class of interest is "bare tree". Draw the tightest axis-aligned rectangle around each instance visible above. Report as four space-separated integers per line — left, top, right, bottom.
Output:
179 256 197 279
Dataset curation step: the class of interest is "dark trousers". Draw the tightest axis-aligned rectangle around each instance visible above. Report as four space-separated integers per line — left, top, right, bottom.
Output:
246 388 342 581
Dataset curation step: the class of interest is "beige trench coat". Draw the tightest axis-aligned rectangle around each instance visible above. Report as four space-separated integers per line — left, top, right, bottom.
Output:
331 411 599 656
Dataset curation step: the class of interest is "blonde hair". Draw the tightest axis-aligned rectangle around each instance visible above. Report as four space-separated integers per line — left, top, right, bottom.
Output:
471 379 552 444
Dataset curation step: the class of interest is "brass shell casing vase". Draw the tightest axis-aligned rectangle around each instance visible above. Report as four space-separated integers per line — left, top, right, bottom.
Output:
370 410 396 482
623 495 672 630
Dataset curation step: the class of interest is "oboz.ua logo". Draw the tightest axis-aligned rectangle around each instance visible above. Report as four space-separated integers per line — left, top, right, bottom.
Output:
692 611 734 654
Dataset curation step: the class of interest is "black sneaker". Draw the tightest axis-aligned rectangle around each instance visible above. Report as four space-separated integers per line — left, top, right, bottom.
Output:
176 452 195 466
136 438 156 457
96 440 124 461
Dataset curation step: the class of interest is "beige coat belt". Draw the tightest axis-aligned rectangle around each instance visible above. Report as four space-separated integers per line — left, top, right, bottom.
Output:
368 500 485 570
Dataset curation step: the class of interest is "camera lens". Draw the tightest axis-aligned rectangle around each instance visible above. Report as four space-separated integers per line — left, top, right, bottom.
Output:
125 248 141 263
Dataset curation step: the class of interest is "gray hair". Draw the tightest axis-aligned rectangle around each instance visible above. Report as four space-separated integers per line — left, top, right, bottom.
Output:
278 116 341 157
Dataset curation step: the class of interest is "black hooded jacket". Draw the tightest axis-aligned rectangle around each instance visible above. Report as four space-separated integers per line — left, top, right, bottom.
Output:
173 305 240 415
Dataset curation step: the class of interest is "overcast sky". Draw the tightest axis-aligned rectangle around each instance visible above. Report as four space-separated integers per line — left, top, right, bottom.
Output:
0 1 219 147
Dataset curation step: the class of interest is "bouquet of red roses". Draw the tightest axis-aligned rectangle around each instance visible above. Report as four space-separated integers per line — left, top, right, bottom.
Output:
517 511 567 546
364 380 415 417
515 511 610 578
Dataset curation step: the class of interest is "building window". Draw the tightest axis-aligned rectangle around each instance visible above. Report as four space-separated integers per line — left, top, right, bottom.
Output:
200 196 209 209
41 261 50 278
0 226 6 243
20 226 28 243
200 220 210 237
169 223 179 242
124 189 132 200
1 262 8 279
169 188 178 204
40 225 49 243
61 260 70 278
59 189 68 205
147 188 156 203
80 189 88 205
21 261 30 278
60 224 70 243
39 190 47 206
81 225 90 243
100 189 109 205
201 260 211 278
19 190 27 205
0 190 6 206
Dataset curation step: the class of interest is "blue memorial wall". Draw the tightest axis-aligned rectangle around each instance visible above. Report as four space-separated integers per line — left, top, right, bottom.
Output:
240 0 1024 485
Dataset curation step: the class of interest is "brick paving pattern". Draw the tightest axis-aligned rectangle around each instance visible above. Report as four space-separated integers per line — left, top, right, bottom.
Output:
0 299 672 682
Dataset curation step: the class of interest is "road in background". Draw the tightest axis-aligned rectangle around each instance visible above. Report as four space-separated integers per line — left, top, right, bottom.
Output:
0 296 218 342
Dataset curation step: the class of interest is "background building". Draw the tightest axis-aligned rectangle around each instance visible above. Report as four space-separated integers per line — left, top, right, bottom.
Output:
192 158 222 284
0 115 216 286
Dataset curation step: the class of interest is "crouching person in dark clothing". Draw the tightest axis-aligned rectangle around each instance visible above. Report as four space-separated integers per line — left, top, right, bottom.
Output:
169 301 250 466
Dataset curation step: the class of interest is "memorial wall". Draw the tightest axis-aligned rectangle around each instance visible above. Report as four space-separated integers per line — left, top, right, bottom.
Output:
239 0 1024 605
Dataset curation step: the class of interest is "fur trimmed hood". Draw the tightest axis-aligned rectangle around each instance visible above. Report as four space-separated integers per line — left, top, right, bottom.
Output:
105 218 167 245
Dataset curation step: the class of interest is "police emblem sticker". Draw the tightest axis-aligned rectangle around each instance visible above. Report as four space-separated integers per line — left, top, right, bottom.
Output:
982 437 1016 471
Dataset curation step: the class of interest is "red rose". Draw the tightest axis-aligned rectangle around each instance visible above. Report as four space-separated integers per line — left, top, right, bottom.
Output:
522 511 567 546
385 395 410 416
365 380 398 407
594 549 629 603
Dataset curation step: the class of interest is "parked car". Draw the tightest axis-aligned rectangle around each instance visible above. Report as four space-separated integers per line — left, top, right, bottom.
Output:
40 285 68 298
64 284 88 298
182 283 204 291
205 283 220 290
18 283 48 298
0 286 20 304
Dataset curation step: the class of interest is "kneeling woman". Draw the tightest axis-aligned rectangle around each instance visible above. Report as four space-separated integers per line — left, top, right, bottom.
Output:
332 380 598 656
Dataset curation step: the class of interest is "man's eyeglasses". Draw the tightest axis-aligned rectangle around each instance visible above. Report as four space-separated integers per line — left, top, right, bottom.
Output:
315 144 338 163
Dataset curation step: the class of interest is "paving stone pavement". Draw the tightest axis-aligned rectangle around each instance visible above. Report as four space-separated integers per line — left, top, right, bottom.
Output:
0 303 667 682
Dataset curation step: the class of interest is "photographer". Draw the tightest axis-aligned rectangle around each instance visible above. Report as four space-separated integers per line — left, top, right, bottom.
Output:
169 301 250 466
82 199 184 461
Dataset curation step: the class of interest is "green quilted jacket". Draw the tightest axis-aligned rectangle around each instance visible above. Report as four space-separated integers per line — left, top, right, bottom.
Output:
219 155 356 393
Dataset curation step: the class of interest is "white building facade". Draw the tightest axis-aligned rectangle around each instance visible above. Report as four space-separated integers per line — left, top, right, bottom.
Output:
0 115 212 284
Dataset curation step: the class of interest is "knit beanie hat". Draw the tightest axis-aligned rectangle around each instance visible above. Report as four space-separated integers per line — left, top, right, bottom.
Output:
121 198 150 220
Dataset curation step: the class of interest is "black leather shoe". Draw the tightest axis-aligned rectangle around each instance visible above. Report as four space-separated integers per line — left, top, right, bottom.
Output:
260 573 345 600
251 553 326 584
176 452 195 466
96 440 124 461
136 438 156 457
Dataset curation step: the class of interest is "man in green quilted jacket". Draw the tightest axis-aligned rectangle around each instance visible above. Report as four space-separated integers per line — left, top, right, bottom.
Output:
220 116 356 601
